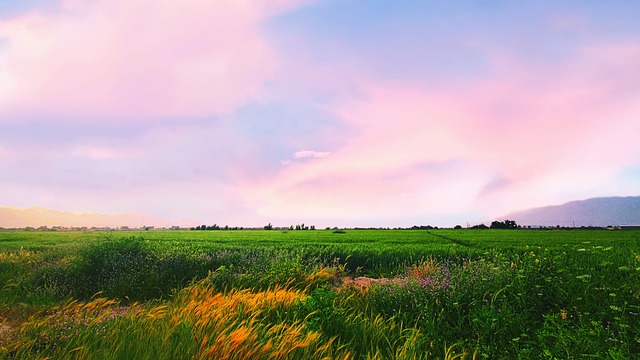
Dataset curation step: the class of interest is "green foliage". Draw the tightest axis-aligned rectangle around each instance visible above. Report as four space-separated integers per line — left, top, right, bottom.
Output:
295 286 436 359
55 236 211 301
69 236 156 299
206 249 340 291
0 229 639 358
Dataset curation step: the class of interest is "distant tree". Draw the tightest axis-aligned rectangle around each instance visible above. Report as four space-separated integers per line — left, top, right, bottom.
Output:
411 225 434 230
471 223 488 230
264 223 273 230
454 225 462 229
490 220 518 229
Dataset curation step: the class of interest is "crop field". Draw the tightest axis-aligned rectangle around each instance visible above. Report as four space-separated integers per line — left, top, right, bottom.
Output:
0 229 639 359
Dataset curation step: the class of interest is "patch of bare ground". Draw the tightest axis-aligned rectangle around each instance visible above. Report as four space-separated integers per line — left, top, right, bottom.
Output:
0 305 35 348
0 322 16 348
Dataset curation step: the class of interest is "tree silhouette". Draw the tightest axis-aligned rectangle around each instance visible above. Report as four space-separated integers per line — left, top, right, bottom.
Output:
490 220 518 229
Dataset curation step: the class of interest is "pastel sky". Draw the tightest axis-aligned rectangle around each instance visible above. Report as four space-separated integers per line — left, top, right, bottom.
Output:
1 0 639 227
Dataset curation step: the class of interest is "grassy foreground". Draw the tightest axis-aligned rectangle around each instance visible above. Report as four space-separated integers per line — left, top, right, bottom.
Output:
0 229 638 359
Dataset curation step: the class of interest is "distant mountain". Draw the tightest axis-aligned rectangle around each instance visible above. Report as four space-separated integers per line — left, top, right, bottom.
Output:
501 196 640 227
0 206 173 229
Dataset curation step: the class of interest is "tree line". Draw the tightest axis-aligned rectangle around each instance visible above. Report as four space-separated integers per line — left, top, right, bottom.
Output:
191 223 316 231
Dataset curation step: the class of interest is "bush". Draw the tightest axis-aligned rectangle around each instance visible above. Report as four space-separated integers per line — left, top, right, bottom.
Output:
65 236 210 301
68 236 159 300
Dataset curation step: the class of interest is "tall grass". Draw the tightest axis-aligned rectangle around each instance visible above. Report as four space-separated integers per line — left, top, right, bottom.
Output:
4 280 480 360
1 230 639 358
5 282 350 359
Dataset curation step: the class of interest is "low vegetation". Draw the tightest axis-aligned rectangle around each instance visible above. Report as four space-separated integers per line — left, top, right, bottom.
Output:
0 229 638 359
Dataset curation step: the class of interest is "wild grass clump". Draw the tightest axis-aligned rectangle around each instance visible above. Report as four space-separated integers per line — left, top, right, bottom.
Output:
205 249 344 291
6 298 127 358
365 251 640 358
288 283 477 359
67 236 181 300
67 239 345 301
5 281 352 360
2 236 347 304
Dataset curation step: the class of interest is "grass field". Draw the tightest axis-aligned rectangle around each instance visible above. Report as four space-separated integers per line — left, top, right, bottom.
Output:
0 229 638 359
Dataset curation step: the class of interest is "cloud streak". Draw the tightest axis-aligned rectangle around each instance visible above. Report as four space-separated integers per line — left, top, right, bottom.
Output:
294 150 331 159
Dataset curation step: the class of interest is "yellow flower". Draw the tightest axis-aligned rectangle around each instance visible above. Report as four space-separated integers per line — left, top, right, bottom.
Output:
560 310 567 320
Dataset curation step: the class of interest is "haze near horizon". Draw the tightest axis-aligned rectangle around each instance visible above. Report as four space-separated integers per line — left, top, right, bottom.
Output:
1 1 639 227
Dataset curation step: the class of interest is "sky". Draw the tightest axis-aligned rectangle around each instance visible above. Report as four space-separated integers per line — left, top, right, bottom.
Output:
1 0 639 228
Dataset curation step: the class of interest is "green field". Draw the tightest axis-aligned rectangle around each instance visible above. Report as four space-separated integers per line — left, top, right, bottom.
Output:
0 229 639 359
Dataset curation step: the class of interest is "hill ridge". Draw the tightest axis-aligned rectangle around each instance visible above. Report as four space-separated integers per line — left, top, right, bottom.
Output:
501 196 640 227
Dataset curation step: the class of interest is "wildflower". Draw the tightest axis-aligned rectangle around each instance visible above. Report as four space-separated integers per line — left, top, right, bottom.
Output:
560 310 567 320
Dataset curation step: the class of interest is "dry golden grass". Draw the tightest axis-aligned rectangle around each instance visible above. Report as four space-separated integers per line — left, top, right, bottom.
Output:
6 277 353 359
163 284 341 359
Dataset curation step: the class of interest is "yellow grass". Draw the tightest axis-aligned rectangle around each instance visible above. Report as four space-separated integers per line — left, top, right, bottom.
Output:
165 284 335 359
8 281 350 359
0 249 37 262
410 259 440 278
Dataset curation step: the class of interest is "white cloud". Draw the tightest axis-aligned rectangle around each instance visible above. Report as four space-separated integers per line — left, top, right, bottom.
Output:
293 150 331 159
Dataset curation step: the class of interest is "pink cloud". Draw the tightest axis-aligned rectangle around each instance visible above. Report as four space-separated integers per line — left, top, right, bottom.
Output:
0 0 310 120
71 146 125 160
0 144 10 159
239 40 640 222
